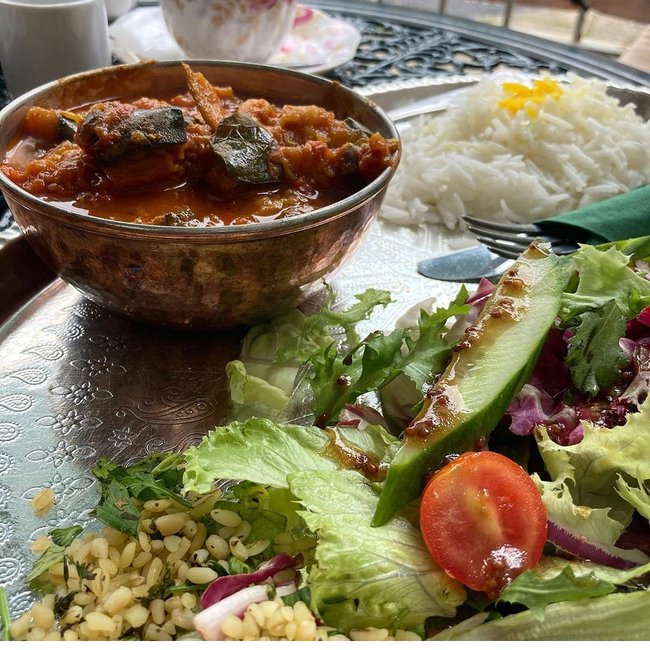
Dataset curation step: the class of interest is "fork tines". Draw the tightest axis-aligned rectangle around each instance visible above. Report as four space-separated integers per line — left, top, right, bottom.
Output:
463 215 578 259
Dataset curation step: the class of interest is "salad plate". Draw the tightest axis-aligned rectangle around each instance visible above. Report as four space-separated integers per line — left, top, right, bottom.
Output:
108 5 361 75
1 77 650 639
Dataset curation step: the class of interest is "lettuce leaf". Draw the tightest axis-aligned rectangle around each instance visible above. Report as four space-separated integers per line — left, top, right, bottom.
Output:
226 289 391 420
312 291 469 428
183 417 397 494
398 290 469 388
288 470 465 635
498 556 650 620
526 555 650 584
537 397 650 521
615 473 650 522
310 329 406 426
433 590 650 640
565 299 629 396
560 245 650 323
226 360 292 412
533 475 649 567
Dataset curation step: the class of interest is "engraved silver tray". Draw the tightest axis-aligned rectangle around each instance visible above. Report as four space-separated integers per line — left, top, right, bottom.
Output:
1 76 649 617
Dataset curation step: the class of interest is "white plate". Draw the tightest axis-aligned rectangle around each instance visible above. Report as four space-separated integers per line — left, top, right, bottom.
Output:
109 4 361 75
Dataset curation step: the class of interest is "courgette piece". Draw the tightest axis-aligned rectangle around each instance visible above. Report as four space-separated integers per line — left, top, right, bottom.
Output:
372 244 571 526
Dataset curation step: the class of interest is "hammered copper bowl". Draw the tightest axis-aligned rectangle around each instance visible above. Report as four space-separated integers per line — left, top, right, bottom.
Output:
0 61 400 329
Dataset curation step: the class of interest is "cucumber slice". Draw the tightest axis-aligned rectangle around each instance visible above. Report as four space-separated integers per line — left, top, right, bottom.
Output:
372 244 571 526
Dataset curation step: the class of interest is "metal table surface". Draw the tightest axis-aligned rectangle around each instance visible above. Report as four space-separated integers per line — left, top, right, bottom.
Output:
1 0 648 233
1 0 650 621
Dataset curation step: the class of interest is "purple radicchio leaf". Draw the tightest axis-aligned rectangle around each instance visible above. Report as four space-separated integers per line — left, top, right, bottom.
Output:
466 277 496 323
337 403 388 429
528 327 571 398
506 383 581 444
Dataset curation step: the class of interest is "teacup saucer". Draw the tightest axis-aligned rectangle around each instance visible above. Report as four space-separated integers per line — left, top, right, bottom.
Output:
109 5 361 75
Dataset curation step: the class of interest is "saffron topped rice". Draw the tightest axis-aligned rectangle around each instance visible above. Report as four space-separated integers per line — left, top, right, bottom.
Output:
381 75 650 229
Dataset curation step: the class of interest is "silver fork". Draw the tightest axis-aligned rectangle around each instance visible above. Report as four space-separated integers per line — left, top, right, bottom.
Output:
463 215 579 259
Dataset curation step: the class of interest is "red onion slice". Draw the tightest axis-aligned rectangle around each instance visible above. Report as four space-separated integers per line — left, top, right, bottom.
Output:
547 520 642 570
194 584 269 640
200 553 301 610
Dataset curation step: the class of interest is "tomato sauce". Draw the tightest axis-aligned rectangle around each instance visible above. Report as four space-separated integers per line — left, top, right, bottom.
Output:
1 65 398 227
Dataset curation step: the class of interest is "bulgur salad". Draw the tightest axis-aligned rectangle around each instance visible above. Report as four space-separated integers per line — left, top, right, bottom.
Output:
2 236 650 641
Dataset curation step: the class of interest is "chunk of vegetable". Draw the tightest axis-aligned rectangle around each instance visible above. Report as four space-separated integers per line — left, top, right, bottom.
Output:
373 244 570 526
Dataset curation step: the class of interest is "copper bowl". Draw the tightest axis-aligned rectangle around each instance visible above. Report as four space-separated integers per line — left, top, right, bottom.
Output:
0 61 400 329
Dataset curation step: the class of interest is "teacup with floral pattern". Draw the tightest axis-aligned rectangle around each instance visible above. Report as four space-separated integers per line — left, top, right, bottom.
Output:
161 0 297 63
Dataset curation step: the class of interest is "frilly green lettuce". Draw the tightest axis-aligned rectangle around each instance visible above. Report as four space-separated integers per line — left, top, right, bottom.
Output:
532 397 650 566
225 289 391 421
560 244 650 322
533 475 648 566
288 470 465 635
433 590 650 640
182 417 397 494
537 397 650 519
615 472 650 522
499 556 650 620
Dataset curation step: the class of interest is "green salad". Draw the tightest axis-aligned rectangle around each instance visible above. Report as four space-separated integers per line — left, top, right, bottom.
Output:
2 237 650 641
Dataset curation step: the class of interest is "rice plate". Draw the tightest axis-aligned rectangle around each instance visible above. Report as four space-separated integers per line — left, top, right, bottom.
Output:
381 75 650 229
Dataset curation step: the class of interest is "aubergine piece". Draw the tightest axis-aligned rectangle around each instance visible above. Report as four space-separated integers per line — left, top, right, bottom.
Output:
59 111 81 142
22 107 81 143
342 116 372 137
76 105 187 166
210 113 281 186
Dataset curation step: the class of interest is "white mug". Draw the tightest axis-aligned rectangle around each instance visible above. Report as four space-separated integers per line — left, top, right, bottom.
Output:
0 0 112 99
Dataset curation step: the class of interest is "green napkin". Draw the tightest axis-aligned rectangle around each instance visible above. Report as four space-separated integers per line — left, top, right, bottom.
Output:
538 184 650 245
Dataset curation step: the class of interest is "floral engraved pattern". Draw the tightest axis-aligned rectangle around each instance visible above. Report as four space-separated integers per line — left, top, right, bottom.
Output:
0 394 33 412
71 301 104 320
37 409 101 435
168 366 221 389
0 453 15 475
26 440 96 468
142 437 172 455
70 356 127 377
8 591 34 618
89 335 142 354
24 344 65 361
8 368 48 385
0 421 21 442
173 432 207 451
108 426 137 450
50 382 112 405
31 506 95 540
0 557 23 586
22 474 94 501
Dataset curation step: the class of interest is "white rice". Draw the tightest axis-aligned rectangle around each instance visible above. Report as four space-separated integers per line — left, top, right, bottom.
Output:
381 75 650 229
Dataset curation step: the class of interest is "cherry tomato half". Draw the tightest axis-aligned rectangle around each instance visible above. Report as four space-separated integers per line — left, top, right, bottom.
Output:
420 451 547 598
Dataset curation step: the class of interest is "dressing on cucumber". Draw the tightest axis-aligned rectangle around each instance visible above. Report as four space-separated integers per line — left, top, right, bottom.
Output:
373 244 571 526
